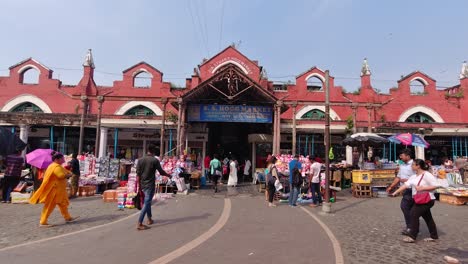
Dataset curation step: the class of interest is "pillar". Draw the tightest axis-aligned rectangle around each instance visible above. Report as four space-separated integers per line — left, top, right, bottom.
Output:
19 124 29 156
346 146 353 165
19 124 29 145
415 146 425 160
292 103 297 155
352 105 357 134
98 127 108 158
252 142 256 171
180 104 187 155
160 98 168 157
143 139 147 157
366 105 372 133
176 99 182 156
272 107 278 155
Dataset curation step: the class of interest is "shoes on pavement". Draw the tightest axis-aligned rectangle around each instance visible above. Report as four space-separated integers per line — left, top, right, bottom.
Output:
309 204 319 208
269 203 277 207
137 224 150 231
39 223 54 228
147 219 154 225
401 228 411 236
65 216 80 223
403 237 415 243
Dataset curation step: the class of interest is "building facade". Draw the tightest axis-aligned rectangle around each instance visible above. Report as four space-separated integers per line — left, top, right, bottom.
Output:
1 47 467 168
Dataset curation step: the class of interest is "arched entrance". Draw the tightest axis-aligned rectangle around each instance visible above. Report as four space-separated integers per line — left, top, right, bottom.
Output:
178 64 285 175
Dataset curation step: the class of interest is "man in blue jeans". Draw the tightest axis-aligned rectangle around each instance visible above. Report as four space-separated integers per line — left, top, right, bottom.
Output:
288 155 302 207
136 144 170 230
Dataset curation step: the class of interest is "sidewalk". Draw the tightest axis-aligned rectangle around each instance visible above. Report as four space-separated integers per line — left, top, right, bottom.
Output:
311 190 468 264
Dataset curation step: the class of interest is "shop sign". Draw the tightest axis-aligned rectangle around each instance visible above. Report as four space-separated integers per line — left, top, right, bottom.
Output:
208 57 252 74
188 133 208 142
116 131 159 140
187 104 273 123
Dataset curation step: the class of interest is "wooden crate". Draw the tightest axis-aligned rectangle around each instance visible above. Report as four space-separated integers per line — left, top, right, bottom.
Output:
439 194 468 206
78 186 96 197
352 183 372 198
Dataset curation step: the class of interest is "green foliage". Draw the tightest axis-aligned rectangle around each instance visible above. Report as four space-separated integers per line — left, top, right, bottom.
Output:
166 111 178 123
345 115 354 134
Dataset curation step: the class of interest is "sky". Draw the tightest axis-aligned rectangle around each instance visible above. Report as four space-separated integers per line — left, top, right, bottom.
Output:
1 0 467 92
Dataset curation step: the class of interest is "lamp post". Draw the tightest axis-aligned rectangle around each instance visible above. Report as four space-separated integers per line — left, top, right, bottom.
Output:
322 70 332 214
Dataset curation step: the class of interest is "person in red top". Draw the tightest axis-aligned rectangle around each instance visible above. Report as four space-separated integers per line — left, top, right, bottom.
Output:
204 154 211 182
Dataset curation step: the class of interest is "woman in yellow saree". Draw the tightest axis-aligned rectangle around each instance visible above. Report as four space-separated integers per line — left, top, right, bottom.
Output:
30 151 79 227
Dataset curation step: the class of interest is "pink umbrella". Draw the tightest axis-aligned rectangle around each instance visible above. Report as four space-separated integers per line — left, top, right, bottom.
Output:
26 149 55 169
388 133 430 148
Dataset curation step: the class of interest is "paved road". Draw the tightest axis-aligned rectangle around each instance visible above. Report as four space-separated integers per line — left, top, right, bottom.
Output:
2 184 465 264
0 185 337 264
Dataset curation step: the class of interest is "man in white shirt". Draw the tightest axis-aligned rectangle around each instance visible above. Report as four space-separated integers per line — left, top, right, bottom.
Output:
309 158 323 207
386 149 414 235
243 159 251 183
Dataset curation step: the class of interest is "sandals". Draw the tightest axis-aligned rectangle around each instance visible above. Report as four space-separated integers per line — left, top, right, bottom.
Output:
403 237 415 243
423 238 437 242
147 219 154 225
39 224 54 228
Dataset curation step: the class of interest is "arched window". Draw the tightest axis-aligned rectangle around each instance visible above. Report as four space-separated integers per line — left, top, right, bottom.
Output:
124 105 156 116
306 76 323 91
10 102 44 113
20 68 40 84
410 79 425 95
133 71 152 88
301 109 325 120
405 112 435 123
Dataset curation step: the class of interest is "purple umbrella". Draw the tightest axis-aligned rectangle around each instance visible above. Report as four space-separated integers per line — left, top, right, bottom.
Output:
26 149 55 169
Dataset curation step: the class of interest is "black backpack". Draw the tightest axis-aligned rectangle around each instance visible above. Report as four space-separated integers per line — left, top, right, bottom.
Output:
292 162 303 187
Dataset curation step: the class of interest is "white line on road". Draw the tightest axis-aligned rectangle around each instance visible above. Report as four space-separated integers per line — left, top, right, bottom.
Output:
0 206 142 252
148 198 232 264
300 207 344 264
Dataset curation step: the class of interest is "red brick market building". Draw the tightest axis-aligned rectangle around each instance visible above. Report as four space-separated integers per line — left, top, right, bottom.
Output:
1 46 467 169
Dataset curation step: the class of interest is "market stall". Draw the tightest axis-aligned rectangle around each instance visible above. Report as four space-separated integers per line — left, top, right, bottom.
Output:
434 158 468 205
343 133 397 198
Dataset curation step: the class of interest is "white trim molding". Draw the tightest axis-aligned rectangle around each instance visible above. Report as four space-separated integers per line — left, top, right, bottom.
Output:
114 101 163 116
305 73 325 83
1 94 52 113
132 68 154 78
398 105 444 123
211 60 249 75
17 64 41 74
409 77 429 86
296 105 341 121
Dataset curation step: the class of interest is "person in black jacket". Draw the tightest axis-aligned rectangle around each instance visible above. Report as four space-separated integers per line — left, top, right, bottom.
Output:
136 144 170 230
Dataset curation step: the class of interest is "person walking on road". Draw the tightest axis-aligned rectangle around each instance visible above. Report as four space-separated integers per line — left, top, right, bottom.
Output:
391 159 440 243
309 157 323 207
228 156 238 187
386 149 414 236
136 145 171 231
2 149 24 203
266 156 280 207
68 153 80 198
288 155 302 207
210 154 223 193
29 151 78 227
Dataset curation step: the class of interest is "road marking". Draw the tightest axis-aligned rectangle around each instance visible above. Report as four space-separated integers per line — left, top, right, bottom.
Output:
148 198 232 264
0 206 143 252
300 207 344 264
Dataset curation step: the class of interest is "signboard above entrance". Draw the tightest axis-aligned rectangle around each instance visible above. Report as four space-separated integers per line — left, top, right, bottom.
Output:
187 104 273 123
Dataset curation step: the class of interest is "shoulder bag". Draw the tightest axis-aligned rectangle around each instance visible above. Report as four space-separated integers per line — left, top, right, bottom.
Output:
413 173 431 205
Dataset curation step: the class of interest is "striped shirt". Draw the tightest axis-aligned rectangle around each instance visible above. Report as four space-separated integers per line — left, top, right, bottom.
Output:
5 155 24 177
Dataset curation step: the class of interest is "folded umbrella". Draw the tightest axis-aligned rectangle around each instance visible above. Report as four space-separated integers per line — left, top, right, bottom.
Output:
26 149 55 169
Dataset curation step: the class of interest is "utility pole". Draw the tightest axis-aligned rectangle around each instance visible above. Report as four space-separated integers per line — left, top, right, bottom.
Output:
322 70 332 214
